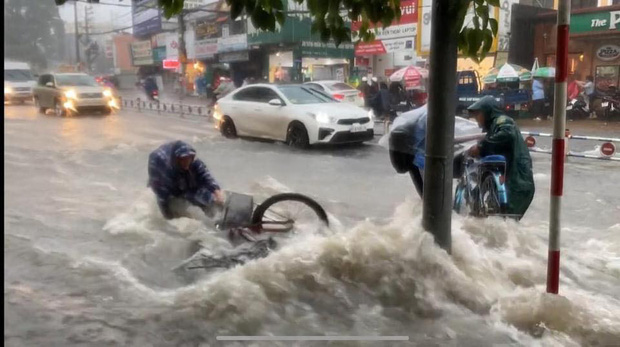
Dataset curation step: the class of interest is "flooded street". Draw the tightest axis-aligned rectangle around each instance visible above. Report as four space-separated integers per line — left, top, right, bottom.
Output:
4 105 620 346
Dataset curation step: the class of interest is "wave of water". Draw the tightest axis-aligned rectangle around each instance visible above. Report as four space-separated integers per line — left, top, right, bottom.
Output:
77 181 618 346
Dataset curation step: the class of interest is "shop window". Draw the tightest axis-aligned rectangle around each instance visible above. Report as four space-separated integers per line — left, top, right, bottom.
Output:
545 53 584 77
595 65 620 94
614 0 620 4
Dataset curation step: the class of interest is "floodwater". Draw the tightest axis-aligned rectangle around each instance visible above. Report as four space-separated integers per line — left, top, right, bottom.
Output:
4 105 620 346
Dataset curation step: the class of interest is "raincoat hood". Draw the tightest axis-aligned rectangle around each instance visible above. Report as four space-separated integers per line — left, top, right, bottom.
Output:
170 141 196 168
467 95 504 131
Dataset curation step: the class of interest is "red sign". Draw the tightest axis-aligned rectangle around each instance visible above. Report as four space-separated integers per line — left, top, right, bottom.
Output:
355 57 370 66
601 142 616 157
355 41 387 55
163 59 180 69
525 136 536 148
351 0 418 31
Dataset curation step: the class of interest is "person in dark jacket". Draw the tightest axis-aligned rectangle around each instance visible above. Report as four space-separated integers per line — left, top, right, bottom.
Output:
466 96 535 219
148 141 225 219
371 82 393 120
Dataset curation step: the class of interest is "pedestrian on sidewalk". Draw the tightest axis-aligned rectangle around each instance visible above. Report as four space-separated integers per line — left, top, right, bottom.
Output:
531 77 545 120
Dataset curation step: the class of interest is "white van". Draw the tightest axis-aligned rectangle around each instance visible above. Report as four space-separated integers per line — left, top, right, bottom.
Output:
4 61 37 104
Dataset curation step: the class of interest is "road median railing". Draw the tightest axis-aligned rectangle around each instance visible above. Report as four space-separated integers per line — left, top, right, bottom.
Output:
118 96 213 119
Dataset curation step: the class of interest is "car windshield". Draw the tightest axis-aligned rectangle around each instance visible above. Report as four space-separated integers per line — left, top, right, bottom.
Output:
4 69 34 82
327 82 355 91
278 85 336 104
55 75 98 87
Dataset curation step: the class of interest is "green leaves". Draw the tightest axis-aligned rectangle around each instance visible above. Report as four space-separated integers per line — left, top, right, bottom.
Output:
457 0 500 62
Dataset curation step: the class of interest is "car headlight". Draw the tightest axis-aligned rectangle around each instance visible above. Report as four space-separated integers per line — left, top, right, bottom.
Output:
367 109 375 122
310 112 336 124
5 86 13 94
65 89 77 99
103 89 113 98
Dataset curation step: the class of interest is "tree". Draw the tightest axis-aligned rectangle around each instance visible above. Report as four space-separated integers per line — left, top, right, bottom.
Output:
5 0 66 69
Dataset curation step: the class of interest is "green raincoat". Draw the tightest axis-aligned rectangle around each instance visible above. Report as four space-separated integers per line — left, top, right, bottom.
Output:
468 96 535 218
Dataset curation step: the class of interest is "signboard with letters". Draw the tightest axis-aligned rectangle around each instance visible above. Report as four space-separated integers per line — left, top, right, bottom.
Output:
352 0 417 56
570 10 620 34
166 33 179 60
131 40 154 66
217 34 248 53
132 0 161 37
597 44 620 61
301 41 354 58
195 39 218 59
218 51 249 63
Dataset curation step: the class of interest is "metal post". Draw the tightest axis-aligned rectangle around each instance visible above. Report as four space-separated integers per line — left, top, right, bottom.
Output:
178 12 187 99
74 0 80 65
422 0 462 252
84 5 90 72
547 0 570 295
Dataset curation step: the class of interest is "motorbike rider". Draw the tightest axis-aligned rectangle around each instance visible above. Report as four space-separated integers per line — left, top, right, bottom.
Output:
143 76 159 100
466 96 535 220
148 140 225 220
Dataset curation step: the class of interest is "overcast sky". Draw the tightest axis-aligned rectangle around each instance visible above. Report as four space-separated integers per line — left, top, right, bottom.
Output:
58 0 134 29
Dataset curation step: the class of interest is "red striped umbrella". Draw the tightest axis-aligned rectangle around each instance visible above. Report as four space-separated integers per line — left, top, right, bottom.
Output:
389 66 429 90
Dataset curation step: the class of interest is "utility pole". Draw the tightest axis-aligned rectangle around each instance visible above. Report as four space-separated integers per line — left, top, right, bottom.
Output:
177 11 188 98
422 0 464 253
74 0 80 65
84 4 94 72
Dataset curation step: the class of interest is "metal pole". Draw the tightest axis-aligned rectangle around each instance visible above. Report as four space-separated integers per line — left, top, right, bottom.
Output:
74 0 80 65
178 12 187 99
84 5 90 72
547 0 570 295
422 0 463 252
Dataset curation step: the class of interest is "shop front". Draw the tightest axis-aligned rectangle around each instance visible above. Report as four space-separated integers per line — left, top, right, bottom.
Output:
533 7 620 94
247 5 354 83
353 0 418 81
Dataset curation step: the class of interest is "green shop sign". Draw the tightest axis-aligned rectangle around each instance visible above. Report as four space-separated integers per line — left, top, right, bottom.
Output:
570 10 620 34
300 41 354 59
152 47 166 63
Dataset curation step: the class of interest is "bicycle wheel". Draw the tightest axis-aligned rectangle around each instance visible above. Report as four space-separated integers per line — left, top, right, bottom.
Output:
479 174 502 216
251 193 329 233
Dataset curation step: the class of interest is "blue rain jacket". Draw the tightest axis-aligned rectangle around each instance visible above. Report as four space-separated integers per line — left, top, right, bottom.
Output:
148 141 220 219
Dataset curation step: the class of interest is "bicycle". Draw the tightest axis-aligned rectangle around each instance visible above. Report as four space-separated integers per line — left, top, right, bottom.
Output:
452 153 510 218
173 192 329 272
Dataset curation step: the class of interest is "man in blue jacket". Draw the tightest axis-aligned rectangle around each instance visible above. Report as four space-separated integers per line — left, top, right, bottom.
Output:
148 141 225 219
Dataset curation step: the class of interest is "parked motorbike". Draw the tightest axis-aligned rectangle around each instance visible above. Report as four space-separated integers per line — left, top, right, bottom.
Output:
566 97 589 120
147 89 159 101
601 96 620 121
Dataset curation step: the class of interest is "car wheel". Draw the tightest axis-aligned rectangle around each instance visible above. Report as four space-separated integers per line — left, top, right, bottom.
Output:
220 117 237 138
287 122 310 149
34 97 46 114
54 100 67 117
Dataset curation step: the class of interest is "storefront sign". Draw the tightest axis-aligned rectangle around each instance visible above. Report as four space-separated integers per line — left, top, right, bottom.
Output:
219 51 249 63
355 57 370 66
355 37 415 55
132 0 161 37
597 44 620 61
105 40 113 58
195 38 218 59
166 34 179 60
163 59 180 69
351 0 418 31
152 46 166 63
301 41 354 58
217 34 248 53
195 22 219 39
131 40 154 66
570 11 620 34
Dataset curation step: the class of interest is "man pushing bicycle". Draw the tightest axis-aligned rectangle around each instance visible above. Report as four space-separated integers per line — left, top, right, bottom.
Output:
465 96 535 220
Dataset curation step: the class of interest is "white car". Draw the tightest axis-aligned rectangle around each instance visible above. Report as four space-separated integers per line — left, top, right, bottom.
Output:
213 84 375 148
304 80 364 107
4 61 37 104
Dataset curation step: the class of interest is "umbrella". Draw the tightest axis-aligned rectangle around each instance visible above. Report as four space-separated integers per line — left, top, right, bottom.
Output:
389 65 429 90
533 67 555 78
483 63 532 84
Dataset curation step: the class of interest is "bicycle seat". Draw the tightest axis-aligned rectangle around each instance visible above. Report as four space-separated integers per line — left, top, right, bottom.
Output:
481 155 506 163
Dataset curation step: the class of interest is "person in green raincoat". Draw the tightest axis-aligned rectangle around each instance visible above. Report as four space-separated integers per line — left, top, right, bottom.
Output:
466 96 535 219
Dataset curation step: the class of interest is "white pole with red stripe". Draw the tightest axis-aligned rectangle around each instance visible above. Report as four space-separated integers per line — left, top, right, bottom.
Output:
547 0 571 295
